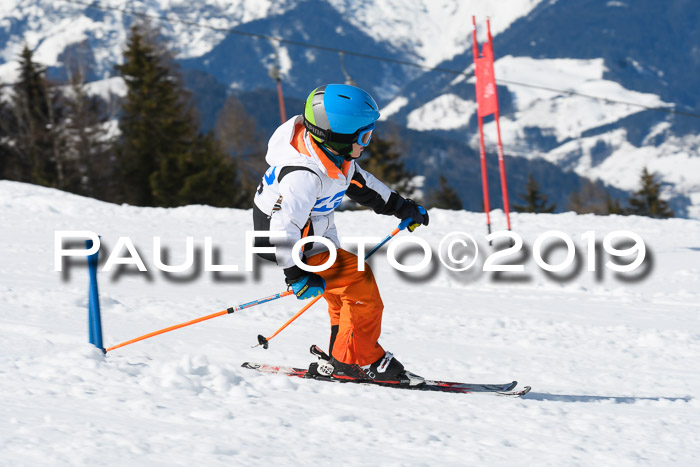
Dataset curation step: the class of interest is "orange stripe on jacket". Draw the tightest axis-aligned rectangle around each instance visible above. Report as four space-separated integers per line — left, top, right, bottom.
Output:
290 123 351 179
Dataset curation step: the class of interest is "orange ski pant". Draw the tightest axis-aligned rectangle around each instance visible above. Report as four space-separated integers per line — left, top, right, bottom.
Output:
306 248 385 366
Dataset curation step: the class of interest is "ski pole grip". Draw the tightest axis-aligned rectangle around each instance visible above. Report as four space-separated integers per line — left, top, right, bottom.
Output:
407 206 427 232
401 206 427 232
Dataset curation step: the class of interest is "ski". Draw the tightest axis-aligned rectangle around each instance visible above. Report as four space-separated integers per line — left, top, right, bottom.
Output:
241 362 531 397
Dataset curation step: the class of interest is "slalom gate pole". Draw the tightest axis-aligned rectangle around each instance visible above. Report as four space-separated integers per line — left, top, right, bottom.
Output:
488 18 512 231
472 16 492 236
494 110 512 231
86 238 105 352
477 115 492 236
254 214 422 349
104 290 294 353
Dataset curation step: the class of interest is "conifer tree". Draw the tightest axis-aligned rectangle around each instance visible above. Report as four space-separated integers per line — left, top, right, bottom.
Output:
5 45 64 186
176 133 246 207
513 173 556 213
116 25 243 207
116 26 192 206
0 99 11 179
428 175 463 210
361 131 417 198
606 194 626 215
627 167 673 218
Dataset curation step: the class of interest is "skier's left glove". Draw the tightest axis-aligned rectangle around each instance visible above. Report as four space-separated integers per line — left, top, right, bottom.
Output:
284 266 326 300
396 198 429 232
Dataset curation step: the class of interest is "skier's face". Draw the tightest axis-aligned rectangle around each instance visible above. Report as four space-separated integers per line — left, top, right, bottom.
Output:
348 142 364 160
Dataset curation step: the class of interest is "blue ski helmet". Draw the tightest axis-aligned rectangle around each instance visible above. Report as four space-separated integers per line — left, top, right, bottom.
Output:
303 84 380 154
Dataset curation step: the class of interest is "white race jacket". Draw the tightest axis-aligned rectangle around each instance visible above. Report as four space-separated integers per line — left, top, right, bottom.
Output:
253 115 400 269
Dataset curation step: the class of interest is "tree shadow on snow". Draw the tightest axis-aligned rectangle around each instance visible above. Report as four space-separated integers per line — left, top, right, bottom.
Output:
522 392 693 404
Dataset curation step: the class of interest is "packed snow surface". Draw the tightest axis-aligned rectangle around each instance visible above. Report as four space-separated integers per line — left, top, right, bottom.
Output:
1 181 700 465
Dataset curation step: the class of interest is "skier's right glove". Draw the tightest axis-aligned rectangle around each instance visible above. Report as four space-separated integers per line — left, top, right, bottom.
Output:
284 266 326 300
396 198 429 232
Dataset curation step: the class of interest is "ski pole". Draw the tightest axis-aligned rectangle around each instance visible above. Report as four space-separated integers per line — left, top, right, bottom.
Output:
104 290 294 352
365 211 424 258
254 294 323 349
254 213 424 349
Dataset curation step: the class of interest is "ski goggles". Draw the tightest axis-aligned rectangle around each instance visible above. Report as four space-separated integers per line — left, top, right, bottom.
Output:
355 123 375 147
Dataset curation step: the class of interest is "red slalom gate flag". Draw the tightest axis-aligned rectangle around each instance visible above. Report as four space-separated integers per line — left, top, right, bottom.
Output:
472 16 512 233
475 39 498 117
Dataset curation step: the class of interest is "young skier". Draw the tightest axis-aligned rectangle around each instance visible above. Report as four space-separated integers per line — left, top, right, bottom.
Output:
253 84 429 383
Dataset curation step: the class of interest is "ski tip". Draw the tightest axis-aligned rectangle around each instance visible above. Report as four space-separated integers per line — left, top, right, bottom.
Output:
495 385 531 397
242 362 263 370
506 381 518 391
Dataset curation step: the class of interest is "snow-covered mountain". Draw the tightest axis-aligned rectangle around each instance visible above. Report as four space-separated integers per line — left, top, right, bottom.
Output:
388 0 700 217
0 0 541 81
2 180 700 465
1 0 698 216
390 54 700 215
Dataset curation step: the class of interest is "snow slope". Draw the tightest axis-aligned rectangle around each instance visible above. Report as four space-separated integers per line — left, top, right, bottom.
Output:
1 180 700 465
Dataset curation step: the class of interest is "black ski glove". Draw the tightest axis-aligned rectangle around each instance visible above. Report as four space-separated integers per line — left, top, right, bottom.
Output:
396 198 429 227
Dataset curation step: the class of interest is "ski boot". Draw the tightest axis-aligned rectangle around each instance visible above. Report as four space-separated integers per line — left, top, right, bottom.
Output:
306 345 335 378
331 351 425 386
